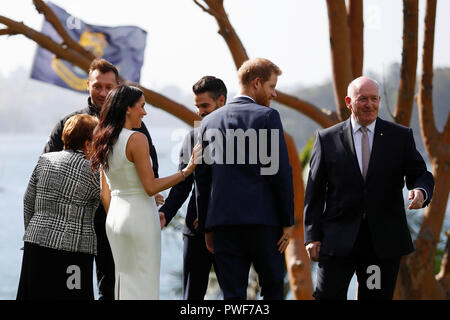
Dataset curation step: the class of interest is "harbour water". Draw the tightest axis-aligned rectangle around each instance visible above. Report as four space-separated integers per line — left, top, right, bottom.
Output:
1 130 447 300
0 129 189 299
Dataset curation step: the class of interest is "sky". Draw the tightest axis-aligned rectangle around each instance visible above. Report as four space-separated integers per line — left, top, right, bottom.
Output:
0 0 449 96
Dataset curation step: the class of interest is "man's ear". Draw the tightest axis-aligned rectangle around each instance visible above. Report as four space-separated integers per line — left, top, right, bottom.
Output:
345 96 352 110
217 95 226 107
251 77 261 90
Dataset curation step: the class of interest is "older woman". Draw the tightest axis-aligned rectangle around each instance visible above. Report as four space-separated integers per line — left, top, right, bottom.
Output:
17 114 100 300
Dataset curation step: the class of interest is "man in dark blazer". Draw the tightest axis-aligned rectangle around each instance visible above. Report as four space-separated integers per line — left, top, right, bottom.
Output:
303 76 434 300
43 58 161 300
195 58 294 300
159 76 227 300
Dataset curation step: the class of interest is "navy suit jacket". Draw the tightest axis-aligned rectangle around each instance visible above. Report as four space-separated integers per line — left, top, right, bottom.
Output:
195 96 294 233
159 129 200 236
304 117 434 259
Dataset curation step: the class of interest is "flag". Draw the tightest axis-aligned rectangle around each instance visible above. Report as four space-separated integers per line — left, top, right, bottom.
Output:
30 2 147 92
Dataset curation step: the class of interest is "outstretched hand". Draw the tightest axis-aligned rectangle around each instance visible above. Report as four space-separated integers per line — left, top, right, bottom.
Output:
408 189 425 210
184 142 202 176
155 193 165 206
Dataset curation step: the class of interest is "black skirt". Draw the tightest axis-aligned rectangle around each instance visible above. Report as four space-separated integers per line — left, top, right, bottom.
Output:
16 242 94 300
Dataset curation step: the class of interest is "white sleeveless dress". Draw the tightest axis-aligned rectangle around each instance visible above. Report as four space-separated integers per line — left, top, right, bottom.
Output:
104 128 161 300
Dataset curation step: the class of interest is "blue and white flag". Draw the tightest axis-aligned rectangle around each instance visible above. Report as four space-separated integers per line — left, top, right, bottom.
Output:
31 2 147 92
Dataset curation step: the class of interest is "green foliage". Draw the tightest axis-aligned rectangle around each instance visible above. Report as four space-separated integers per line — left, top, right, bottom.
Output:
435 246 445 275
300 134 315 171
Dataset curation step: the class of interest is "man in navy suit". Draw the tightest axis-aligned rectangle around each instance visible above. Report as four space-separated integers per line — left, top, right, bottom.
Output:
304 76 434 299
195 58 294 300
159 76 227 300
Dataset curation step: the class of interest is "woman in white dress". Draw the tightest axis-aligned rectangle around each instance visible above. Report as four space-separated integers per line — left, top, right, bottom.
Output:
90 85 200 300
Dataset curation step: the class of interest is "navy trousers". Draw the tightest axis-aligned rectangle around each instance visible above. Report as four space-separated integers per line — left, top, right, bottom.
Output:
212 225 285 300
314 218 401 300
183 234 217 300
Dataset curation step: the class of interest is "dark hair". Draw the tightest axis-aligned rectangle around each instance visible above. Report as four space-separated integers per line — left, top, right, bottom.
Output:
89 58 119 84
237 58 282 88
90 85 143 171
192 76 227 103
62 114 98 151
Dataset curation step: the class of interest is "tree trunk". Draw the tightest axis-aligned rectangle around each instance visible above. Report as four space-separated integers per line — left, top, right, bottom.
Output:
347 0 364 79
394 0 419 126
395 164 449 299
284 133 314 299
193 0 337 129
193 0 322 299
436 232 450 299
326 0 352 121
394 0 450 299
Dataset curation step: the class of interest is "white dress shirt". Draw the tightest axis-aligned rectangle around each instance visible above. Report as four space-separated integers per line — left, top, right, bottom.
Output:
350 115 427 201
235 94 256 103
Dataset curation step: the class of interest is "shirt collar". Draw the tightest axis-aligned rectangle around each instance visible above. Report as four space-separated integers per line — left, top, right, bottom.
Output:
351 115 376 134
235 94 255 103
87 97 101 116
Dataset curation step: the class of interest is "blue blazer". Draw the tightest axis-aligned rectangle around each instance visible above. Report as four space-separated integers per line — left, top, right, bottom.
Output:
195 96 294 232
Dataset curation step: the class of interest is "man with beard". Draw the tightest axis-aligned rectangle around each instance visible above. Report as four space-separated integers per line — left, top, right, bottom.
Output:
195 58 294 300
43 58 161 300
159 76 227 300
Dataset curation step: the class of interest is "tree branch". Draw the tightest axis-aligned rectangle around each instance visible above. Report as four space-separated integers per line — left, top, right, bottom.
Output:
417 0 440 161
347 0 364 78
326 0 352 121
394 0 419 127
0 27 16 36
0 15 92 70
436 230 450 299
140 86 200 126
276 91 338 128
0 14 199 127
438 114 450 162
194 0 337 128
193 0 217 17
199 0 248 69
32 0 96 60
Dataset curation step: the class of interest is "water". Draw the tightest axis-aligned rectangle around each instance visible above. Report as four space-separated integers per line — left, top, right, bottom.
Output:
1 131 448 300
0 129 190 300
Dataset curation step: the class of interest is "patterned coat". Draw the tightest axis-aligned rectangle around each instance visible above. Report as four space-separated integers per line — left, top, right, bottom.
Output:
23 150 100 255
